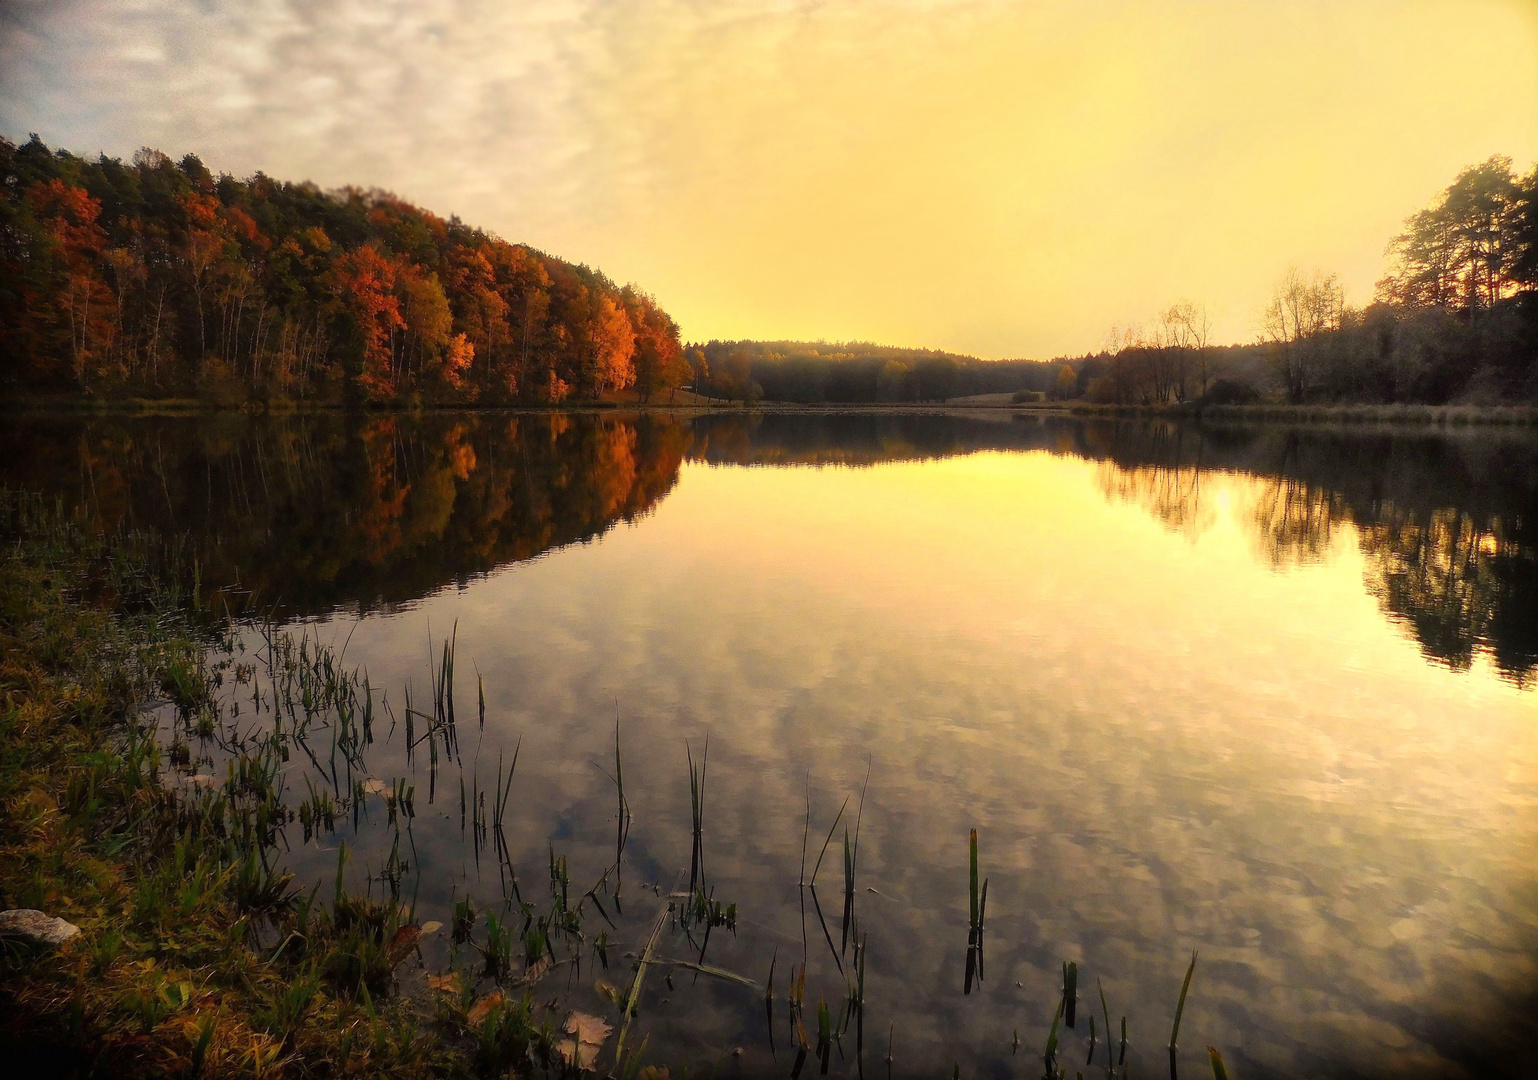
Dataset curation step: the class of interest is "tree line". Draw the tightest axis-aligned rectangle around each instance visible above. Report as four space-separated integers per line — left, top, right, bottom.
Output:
690 157 1538 407
0 135 694 404
1067 155 1538 406
685 340 1059 403
5 136 1533 409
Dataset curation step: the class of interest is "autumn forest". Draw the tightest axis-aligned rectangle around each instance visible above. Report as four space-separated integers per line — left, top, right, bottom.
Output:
0 135 693 405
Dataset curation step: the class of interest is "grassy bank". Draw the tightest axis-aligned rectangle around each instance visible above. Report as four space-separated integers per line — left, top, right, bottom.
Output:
0 495 563 1079
706 399 1538 424
1043 400 1538 425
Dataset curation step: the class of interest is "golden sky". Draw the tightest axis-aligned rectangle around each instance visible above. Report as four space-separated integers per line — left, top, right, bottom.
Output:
3 0 1536 356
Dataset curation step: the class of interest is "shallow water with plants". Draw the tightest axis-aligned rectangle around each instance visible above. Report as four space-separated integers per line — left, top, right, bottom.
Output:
4 410 1536 1079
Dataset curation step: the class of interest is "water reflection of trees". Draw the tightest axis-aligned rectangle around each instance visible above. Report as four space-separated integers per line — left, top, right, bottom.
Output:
685 411 1046 467
3 410 1533 686
1360 507 1535 683
1083 424 1216 541
1248 478 1350 568
687 414 1536 684
1080 421 1537 687
0 411 690 617
1097 462 1216 541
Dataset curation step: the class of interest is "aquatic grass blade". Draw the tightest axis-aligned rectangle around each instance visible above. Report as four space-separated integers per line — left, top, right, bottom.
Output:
1169 950 1198 1079
1207 1045 1230 1080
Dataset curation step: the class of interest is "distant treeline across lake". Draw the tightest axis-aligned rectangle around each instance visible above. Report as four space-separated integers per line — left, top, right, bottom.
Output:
4 141 1535 410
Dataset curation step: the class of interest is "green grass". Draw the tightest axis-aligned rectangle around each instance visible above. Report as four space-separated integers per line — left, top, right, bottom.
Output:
0 491 555 1077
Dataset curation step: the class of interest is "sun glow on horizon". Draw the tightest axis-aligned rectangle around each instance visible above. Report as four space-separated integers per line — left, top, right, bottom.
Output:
4 0 1535 357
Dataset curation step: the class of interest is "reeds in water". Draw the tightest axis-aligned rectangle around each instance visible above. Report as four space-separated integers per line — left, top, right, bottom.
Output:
1063 961 1077 1028
97 547 1243 1080
1169 950 1197 1080
965 828 987 994
613 712 631 912
686 736 708 900
492 741 519 832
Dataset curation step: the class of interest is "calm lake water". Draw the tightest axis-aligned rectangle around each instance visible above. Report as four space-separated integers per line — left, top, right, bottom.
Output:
5 410 1537 1079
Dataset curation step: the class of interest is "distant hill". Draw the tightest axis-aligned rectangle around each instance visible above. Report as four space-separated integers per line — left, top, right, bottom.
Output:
689 338 1059 403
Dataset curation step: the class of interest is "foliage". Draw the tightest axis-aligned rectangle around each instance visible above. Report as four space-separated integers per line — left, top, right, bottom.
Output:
0 136 687 405
1073 159 1538 407
689 340 1056 403
1377 156 1530 310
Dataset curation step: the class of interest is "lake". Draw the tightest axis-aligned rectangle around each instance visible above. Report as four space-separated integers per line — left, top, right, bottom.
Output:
4 410 1535 1079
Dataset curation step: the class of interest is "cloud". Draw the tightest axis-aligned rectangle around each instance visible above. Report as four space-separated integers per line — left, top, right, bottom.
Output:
4 0 1537 355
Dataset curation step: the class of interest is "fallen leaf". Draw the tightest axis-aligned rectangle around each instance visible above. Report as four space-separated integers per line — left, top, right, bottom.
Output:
520 955 551 983
594 978 619 1004
557 1010 612 1070
467 991 504 1027
564 1010 612 1046
363 778 391 795
426 973 461 995
421 920 443 934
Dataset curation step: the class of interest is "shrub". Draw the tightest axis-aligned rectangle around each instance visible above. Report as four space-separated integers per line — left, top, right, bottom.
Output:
1201 378 1260 405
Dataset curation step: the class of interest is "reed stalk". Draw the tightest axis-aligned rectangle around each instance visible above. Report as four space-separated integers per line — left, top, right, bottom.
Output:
1169 950 1198 1080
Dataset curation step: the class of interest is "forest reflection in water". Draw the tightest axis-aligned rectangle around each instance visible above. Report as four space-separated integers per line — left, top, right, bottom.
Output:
6 408 1538 1079
2 409 1533 687
1079 420 1538 687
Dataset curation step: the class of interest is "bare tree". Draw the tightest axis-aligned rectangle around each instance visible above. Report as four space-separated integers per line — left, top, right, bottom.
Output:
1261 268 1344 402
1171 300 1213 397
1103 322 1151 404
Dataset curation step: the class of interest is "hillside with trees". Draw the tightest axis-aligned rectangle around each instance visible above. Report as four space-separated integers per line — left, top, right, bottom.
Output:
0 135 692 405
687 339 1058 403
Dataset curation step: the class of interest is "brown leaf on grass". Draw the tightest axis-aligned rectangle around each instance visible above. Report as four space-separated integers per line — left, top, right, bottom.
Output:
520 955 552 984
467 991 505 1027
386 924 421 967
426 973 461 995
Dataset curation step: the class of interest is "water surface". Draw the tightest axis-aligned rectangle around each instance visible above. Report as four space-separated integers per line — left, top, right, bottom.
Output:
5 411 1536 1079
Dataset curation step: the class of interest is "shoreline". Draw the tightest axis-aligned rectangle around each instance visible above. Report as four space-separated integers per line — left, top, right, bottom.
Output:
0 495 546 1077
4 393 1538 426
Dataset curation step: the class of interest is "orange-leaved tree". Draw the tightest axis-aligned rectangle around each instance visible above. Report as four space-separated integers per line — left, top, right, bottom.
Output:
26 179 116 386
329 245 405 399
